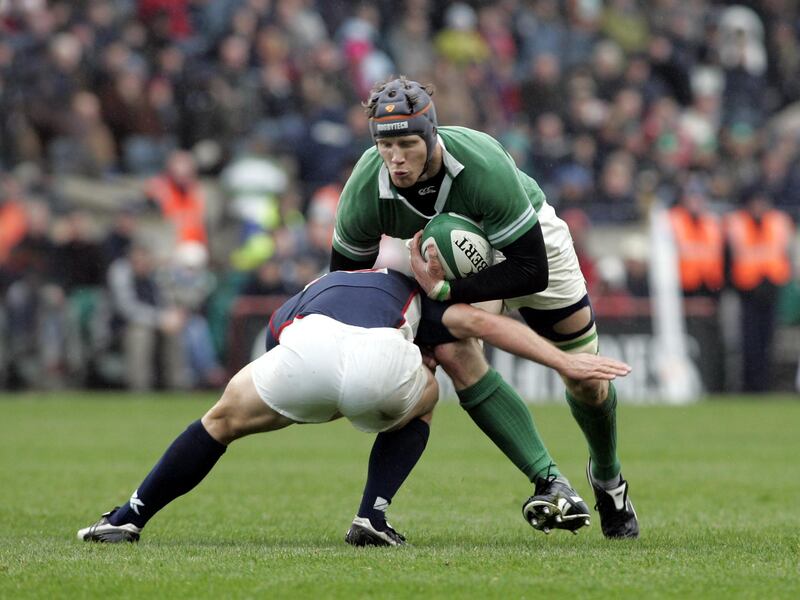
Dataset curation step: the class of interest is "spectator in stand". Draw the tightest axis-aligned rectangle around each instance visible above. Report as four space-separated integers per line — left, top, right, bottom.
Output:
302 177 344 268
478 3 517 65
564 69 608 136
519 52 565 123
717 5 768 124
387 4 434 78
499 120 534 178
0 38 16 167
529 112 570 185
767 21 800 107
242 258 293 297
3 201 66 388
0 175 29 282
337 3 394 100
53 210 106 295
719 120 761 192
137 0 193 44
516 0 568 67
590 39 626 102
49 91 116 176
646 33 692 106
726 189 795 392
553 163 594 217
642 95 682 149
424 58 478 129
205 35 261 158
287 253 324 294
221 139 291 272
3 198 53 288
274 0 329 54
292 73 356 197
24 32 87 154
599 87 645 157
107 243 188 391
590 150 639 223
253 24 299 125
52 209 108 383
163 241 226 389
621 234 650 298
758 143 800 222
101 205 140 269
620 52 661 107
434 2 489 68
100 65 171 173
594 255 631 304
600 0 650 55
146 149 207 246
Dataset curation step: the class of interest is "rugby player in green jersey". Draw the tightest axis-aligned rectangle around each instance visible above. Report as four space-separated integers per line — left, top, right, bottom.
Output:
333 77 639 542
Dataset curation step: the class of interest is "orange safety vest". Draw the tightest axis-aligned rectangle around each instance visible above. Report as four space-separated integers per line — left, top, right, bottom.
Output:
726 209 794 290
0 200 28 264
669 206 724 292
147 175 207 245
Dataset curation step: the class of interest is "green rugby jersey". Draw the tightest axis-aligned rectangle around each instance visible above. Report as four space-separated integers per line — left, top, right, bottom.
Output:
333 126 546 263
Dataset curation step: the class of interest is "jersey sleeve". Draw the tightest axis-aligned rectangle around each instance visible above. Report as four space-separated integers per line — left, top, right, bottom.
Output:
470 139 541 249
414 297 458 347
332 150 383 263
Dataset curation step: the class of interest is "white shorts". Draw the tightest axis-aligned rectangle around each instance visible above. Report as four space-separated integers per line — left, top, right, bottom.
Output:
501 201 587 311
250 314 428 433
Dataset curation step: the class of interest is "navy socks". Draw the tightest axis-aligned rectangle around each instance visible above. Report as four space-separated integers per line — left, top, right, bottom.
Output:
109 420 227 529
357 418 430 529
110 417 430 532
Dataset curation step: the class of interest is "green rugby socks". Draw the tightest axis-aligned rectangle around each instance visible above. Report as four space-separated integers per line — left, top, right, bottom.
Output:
458 368 558 482
566 382 621 481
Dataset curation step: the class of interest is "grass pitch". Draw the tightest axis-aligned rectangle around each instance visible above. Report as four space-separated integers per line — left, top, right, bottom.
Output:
1 393 798 599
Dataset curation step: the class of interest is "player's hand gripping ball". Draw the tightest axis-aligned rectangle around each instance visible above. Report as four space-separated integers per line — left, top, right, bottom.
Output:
421 213 494 280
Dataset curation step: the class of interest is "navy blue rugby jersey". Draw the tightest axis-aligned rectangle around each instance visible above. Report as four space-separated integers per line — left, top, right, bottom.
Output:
265 269 457 350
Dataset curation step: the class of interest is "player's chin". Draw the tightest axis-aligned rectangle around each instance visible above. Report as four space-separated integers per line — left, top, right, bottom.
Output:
390 172 417 187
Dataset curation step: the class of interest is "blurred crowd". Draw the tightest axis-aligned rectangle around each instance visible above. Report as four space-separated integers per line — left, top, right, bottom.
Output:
1 0 799 391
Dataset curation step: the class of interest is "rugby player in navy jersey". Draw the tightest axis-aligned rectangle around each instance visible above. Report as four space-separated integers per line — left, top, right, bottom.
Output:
77 268 629 545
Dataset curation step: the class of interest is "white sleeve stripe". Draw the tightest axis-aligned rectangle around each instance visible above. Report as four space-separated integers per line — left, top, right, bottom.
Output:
332 229 380 256
487 205 536 245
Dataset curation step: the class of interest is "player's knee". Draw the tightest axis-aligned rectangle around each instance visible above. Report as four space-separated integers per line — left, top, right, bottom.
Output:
434 339 486 385
566 378 608 407
202 382 249 444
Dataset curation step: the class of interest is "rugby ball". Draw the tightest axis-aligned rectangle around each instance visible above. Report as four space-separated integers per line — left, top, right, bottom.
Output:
421 213 494 280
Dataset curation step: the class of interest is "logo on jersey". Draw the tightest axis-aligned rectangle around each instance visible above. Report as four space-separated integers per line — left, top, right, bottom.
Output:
418 186 437 195
376 121 409 132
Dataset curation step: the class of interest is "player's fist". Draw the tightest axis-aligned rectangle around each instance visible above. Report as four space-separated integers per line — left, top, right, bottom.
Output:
410 230 447 297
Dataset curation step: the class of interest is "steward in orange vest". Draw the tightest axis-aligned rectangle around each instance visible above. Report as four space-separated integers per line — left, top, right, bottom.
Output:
669 186 725 296
726 197 793 292
725 190 795 392
146 150 207 246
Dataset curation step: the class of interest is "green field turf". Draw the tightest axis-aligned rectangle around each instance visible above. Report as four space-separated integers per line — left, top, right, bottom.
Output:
1 394 798 599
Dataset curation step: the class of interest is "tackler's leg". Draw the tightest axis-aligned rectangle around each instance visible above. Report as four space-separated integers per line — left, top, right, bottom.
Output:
78 360 295 543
